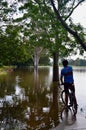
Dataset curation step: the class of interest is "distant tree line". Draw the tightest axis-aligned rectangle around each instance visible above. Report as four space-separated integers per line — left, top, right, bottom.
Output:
69 58 86 66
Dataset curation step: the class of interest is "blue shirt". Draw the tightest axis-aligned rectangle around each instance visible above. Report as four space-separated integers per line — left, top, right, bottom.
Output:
61 66 74 83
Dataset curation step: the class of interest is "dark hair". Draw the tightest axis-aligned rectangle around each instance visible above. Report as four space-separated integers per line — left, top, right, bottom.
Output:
62 59 68 66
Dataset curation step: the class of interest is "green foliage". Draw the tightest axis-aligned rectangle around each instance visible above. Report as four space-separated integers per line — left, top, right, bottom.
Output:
0 0 85 67
0 25 31 66
0 62 3 67
2 2 8 7
39 55 51 65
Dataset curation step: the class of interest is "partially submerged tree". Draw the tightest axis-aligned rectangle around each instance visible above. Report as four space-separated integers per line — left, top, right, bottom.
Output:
0 0 86 77
1 0 86 124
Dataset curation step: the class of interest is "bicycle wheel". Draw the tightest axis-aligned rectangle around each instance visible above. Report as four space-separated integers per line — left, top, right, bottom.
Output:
61 90 73 106
61 90 66 105
61 107 76 125
61 90 71 105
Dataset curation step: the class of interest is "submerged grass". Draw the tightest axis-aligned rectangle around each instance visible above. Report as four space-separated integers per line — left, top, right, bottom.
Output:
0 68 7 75
0 66 13 75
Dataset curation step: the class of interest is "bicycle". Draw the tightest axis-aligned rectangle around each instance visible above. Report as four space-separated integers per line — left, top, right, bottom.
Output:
60 84 78 122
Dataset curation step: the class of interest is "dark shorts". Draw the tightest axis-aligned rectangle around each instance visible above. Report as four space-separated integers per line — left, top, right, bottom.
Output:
64 83 75 94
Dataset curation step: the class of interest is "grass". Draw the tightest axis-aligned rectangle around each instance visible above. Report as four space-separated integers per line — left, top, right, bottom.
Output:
0 68 7 75
0 66 13 75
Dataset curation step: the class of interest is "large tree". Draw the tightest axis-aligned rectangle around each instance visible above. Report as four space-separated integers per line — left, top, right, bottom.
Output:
1 0 86 122
0 0 86 78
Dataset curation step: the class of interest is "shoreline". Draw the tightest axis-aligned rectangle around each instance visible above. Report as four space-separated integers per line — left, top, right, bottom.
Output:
0 66 13 75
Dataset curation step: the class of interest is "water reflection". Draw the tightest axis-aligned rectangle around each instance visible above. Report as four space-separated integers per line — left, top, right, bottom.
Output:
0 66 86 129
0 67 59 130
73 66 86 73
0 91 28 129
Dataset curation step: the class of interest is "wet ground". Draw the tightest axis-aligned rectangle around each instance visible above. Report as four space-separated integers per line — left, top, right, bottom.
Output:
51 110 86 130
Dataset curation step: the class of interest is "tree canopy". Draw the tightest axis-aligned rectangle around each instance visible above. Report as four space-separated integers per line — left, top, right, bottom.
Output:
0 0 86 66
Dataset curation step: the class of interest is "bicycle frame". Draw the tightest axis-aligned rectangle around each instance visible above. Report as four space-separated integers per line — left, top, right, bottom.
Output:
60 86 77 117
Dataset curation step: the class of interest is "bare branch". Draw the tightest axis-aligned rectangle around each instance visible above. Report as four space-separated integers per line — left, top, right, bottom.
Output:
65 0 76 20
65 0 85 21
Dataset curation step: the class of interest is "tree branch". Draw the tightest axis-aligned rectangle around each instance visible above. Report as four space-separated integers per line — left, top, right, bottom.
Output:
50 0 86 51
65 0 85 21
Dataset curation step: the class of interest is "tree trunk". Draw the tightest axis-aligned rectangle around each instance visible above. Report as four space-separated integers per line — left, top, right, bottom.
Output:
52 52 59 105
33 47 43 71
34 52 39 71
53 52 59 82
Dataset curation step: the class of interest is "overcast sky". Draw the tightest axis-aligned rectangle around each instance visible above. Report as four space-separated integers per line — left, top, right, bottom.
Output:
68 1 86 60
72 1 86 28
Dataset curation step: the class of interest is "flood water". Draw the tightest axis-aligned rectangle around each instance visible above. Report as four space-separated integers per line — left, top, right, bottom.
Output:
73 67 86 113
0 66 86 129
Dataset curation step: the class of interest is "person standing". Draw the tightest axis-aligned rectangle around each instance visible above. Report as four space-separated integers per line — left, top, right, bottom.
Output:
60 59 77 107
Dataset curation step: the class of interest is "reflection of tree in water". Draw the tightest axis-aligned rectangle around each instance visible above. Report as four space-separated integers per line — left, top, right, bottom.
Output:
0 94 28 130
24 69 59 129
0 76 15 98
0 69 59 129
21 69 59 129
0 88 59 130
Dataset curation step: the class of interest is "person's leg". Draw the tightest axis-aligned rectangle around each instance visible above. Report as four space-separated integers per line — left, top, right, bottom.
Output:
64 83 69 106
65 93 68 106
69 84 78 106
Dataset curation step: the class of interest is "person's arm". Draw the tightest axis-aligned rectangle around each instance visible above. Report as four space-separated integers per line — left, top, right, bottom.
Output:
72 67 73 76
